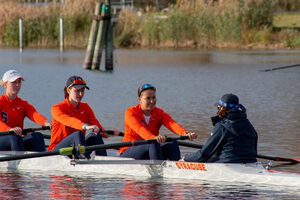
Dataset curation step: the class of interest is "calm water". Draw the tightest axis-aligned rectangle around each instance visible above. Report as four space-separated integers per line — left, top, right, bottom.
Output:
0 48 299 199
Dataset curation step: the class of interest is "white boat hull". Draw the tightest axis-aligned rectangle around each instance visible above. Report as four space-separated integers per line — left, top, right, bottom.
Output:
0 153 299 187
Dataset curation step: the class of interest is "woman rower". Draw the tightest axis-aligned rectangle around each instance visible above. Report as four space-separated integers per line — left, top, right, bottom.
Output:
119 83 197 160
48 75 119 158
0 69 52 151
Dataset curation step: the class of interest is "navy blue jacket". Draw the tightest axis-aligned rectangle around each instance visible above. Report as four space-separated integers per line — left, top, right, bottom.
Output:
184 109 258 163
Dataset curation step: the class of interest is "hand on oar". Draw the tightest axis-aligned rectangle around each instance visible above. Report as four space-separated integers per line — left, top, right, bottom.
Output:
83 124 100 134
0 126 51 137
0 136 190 162
44 121 52 130
184 131 197 141
176 141 300 164
155 135 166 144
9 127 23 136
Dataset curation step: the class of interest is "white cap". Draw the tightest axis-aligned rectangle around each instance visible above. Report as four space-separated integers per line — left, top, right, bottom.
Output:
2 70 24 82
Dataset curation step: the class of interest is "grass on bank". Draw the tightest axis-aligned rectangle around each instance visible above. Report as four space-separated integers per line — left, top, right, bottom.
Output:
116 0 300 49
273 13 300 28
0 0 299 49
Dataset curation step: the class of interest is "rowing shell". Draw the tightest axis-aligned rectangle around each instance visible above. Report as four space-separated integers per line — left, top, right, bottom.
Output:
0 152 299 187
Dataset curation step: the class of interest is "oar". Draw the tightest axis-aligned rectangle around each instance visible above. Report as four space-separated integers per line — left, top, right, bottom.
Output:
0 126 50 137
261 63 300 72
176 141 300 164
110 131 300 164
0 136 189 162
42 129 125 140
104 130 124 137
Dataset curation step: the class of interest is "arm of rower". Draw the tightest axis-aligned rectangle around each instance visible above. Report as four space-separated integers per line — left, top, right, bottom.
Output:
51 105 85 130
0 120 12 132
85 105 105 136
161 111 186 136
25 102 49 126
184 124 224 162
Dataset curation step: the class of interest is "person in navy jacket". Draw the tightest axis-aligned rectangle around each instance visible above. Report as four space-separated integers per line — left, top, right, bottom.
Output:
181 93 258 163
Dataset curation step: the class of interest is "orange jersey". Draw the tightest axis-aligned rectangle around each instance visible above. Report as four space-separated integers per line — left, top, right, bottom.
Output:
119 104 187 155
0 95 48 132
48 99 104 151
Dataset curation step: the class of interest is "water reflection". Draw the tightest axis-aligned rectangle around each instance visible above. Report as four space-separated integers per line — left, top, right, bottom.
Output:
0 170 298 199
48 176 87 199
0 172 25 199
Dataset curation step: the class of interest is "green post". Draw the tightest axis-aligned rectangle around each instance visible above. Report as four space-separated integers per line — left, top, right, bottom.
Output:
83 1 101 70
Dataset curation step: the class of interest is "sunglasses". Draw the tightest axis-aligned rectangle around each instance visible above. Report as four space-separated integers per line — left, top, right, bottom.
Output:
141 84 155 91
138 84 156 96
68 79 87 88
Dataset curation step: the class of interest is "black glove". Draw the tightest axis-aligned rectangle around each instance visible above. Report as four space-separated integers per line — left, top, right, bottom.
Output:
211 115 221 126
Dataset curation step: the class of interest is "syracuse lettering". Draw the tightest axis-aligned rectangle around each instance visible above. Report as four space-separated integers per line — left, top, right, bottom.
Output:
175 162 207 171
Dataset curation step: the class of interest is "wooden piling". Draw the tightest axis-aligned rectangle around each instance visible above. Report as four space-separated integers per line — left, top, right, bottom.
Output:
92 0 114 71
83 2 102 70
19 18 23 52
91 3 108 70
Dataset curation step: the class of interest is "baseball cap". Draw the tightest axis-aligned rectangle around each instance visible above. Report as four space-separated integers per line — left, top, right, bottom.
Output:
215 93 246 111
66 75 89 90
2 70 24 82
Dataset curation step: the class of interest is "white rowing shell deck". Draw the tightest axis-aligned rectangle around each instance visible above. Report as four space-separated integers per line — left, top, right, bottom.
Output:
0 153 299 187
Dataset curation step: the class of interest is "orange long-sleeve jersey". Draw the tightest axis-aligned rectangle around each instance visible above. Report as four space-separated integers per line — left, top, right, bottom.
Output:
48 99 104 151
119 104 187 155
0 95 48 132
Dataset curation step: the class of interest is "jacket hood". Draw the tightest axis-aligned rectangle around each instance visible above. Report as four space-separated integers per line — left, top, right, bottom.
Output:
220 109 257 138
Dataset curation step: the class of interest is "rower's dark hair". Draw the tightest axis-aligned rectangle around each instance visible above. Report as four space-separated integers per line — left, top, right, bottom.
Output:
64 86 68 99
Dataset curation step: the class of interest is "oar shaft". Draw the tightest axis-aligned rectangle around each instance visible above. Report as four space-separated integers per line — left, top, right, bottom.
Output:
99 129 125 136
42 129 125 140
0 150 59 162
177 141 203 149
85 136 190 152
0 126 50 137
0 136 190 162
176 141 299 163
257 154 299 163
23 126 50 133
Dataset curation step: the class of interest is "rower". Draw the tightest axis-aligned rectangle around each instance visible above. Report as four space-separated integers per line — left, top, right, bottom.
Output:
181 93 258 163
119 83 197 161
0 69 52 151
48 75 119 158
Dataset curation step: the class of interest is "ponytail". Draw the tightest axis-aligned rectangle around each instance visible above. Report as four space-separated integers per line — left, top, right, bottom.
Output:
64 86 69 99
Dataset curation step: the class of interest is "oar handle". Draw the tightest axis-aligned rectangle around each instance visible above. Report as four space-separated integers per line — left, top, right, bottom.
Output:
103 131 188 142
22 126 50 134
0 126 51 137
99 129 125 136
42 129 124 141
